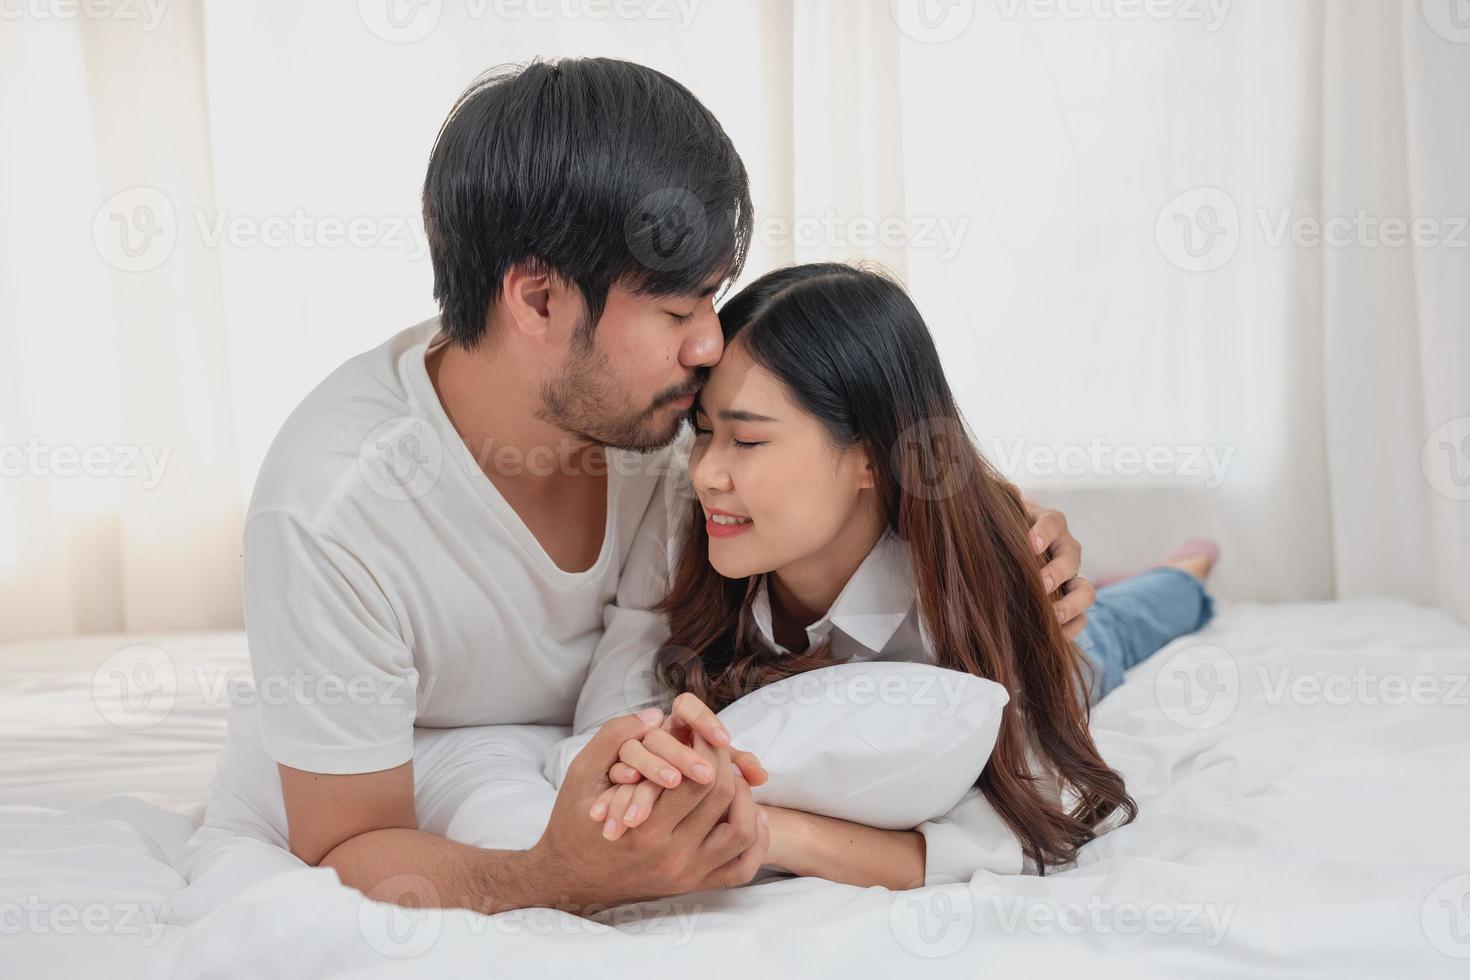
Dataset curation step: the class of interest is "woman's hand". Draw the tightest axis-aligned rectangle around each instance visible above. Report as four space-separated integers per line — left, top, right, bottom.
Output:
589 767 667 840
611 693 766 787
590 752 762 843
757 804 802 874
757 805 925 890
588 693 767 840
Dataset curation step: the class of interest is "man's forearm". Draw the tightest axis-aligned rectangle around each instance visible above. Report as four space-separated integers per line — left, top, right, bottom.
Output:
766 807 926 891
321 828 559 913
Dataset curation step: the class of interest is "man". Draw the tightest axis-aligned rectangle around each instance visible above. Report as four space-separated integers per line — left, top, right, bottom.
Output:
202 57 1092 915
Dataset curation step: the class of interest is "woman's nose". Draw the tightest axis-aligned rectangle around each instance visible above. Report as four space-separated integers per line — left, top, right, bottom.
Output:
692 445 732 493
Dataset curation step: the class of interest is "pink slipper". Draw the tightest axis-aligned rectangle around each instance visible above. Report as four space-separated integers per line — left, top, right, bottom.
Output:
1096 538 1220 589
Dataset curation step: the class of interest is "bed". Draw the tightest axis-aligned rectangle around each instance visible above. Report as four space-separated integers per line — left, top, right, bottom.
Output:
3 598 1468 978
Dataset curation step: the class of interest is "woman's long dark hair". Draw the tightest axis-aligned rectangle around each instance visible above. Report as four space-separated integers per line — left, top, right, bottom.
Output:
654 262 1135 872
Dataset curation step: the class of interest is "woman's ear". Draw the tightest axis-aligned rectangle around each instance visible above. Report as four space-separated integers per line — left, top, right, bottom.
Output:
857 450 877 491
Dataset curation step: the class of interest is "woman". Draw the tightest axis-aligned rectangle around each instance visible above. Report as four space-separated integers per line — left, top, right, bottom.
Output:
580 263 1215 889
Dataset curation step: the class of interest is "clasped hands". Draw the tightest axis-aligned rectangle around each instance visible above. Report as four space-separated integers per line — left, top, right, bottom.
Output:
589 692 767 842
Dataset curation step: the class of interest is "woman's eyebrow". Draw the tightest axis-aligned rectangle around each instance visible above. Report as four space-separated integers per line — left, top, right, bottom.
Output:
719 408 779 423
691 399 778 424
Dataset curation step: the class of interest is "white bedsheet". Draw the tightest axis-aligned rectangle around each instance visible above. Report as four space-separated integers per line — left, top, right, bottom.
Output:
3 599 1468 978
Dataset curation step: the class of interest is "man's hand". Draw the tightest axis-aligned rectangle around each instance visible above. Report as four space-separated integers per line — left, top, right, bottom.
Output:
531 710 768 908
1022 498 1095 640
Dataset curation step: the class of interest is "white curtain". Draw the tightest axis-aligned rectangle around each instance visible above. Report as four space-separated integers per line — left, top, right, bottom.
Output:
1 4 242 639
2 0 1466 641
1319 1 1470 620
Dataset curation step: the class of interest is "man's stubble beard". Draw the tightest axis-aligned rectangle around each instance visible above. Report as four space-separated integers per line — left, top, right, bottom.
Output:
537 331 691 453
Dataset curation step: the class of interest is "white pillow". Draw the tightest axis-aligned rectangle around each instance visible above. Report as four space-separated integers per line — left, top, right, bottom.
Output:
543 661 1009 829
726 661 1009 829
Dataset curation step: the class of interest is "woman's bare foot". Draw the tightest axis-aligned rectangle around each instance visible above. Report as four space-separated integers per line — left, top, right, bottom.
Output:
1163 539 1220 582
1096 538 1221 588
1166 552 1215 581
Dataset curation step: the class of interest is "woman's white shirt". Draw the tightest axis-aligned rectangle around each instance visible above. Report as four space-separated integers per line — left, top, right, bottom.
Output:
556 437 1056 881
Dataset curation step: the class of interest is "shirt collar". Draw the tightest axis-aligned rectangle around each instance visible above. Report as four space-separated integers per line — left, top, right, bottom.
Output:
750 530 917 657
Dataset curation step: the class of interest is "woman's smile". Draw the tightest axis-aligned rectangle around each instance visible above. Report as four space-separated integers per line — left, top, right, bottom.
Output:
705 507 755 538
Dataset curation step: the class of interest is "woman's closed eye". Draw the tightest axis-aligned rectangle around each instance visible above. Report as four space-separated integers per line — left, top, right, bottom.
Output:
694 424 764 449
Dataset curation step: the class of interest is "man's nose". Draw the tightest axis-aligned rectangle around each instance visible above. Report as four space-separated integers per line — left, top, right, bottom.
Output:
681 310 724 369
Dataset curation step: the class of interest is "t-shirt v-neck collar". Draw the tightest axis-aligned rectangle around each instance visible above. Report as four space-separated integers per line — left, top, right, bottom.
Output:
401 327 619 587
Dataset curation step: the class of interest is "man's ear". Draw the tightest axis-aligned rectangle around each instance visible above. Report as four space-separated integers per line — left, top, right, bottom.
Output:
500 263 554 339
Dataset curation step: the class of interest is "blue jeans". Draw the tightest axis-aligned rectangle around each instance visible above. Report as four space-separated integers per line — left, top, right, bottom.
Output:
1075 567 1215 705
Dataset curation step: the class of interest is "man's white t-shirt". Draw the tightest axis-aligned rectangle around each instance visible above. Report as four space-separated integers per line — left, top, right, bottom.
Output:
220 316 1030 885
242 318 675 776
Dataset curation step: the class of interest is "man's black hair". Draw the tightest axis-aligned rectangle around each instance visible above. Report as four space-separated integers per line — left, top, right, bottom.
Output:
422 58 753 348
